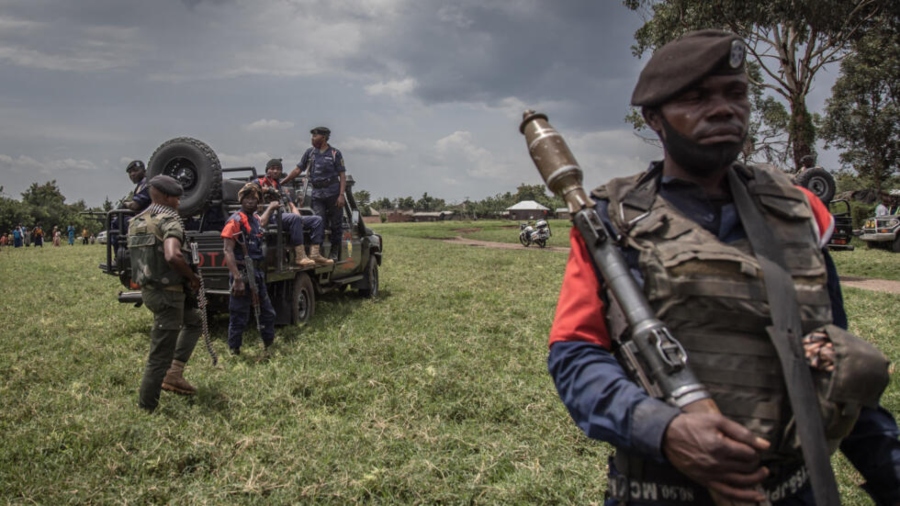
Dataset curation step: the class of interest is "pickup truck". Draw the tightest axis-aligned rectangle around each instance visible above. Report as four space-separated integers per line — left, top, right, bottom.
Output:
860 212 900 253
99 137 383 325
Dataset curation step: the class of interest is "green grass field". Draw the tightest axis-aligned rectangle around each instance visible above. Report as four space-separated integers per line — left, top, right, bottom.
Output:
0 224 897 504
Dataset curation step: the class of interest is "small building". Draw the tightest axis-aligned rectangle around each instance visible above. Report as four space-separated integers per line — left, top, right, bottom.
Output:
385 210 415 223
506 200 550 221
555 207 570 220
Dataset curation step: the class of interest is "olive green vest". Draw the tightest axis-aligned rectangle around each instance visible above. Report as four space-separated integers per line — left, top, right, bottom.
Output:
595 164 833 461
127 211 187 289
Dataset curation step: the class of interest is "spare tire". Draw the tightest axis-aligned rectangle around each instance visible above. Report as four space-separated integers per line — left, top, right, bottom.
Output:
794 167 836 204
147 137 222 216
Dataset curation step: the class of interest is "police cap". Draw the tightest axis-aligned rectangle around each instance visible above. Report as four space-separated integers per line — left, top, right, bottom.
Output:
631 30 746 108
238 182 261 202
310 126 331 137
148 175 183 197
126 160 145 173
266 158 283 169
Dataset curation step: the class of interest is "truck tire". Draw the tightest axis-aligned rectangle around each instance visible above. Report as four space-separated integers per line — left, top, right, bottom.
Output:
147 137 222 217
893 235 900 253
358 256 379 298
292 272 315 325
795 167 835 204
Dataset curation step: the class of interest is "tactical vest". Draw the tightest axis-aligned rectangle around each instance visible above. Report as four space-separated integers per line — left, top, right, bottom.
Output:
127 211 188 289
594 164 833 463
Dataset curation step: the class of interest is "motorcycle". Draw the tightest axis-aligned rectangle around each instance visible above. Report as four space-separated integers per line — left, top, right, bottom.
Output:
519 220 551 248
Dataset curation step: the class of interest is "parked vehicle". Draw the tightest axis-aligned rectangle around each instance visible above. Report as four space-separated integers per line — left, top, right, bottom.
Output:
96 231 107 244
826 200 854 251
860 211 900 252
99 137 383 326
519 220 551 248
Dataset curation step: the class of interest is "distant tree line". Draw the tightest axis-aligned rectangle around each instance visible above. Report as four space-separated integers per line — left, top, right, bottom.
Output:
0 181 110 237
359 183 565 220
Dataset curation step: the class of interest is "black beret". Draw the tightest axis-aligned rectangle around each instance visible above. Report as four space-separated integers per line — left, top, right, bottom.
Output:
631 30 746 107
266 158 283 169
148 175 184 197
126 160 145 173
310 126 331 136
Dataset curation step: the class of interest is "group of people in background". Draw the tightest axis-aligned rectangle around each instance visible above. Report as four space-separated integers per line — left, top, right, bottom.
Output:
1 223 93 249
127 125 348 413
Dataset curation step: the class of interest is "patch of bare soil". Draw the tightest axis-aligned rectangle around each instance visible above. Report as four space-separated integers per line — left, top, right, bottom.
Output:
444 237 900 294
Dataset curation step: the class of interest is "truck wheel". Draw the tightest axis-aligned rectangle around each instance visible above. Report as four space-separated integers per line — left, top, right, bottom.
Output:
358 256 379 298
292 272 315 325
794 167 836 204
148 137 222 217
893 235 900 253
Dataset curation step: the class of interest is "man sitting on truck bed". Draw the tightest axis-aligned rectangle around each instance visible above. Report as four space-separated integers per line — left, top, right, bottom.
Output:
255 158 333 268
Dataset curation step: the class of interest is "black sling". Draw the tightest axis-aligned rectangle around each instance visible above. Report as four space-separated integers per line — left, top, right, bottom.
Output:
727 167 841 506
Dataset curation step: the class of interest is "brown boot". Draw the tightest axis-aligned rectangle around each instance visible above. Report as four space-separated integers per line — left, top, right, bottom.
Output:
294 245 316 268
161 360 197 395
309 244 334 266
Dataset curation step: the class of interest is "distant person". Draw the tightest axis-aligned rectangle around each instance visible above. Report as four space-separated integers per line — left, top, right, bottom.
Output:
255 158 332 267
875 196 890 217
0 232 7 248
798 154 824 173
52 226 61 247
31 224 44 248
122 160 151 213
82 227 89 245
24 227 31 247
282 126 347 261
127 175 202 413
13 224 24 248
67 224 75 246
221 183 279 356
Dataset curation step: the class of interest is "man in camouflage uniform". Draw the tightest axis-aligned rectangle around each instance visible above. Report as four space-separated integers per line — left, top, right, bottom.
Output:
128 175 202 413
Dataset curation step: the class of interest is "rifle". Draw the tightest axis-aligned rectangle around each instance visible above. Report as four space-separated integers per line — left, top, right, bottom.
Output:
190 240 218 366
519 110 766 506
235 232 264 335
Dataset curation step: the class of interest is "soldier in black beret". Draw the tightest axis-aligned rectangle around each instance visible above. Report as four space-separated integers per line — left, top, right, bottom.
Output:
148 175 184 197
547 29 900 506
128 172 201 412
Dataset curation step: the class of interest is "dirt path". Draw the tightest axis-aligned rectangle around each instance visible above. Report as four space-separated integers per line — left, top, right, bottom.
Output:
444 237 900 294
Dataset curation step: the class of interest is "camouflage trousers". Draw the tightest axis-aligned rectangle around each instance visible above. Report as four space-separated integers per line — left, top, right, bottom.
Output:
139 287 201 412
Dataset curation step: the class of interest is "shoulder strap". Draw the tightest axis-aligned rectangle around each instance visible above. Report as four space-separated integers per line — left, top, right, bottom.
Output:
727 166 840 506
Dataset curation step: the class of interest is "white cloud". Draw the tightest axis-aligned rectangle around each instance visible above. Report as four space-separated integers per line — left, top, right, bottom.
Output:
341 138 407 156
365 78 417 98
434 131 510 180
243 119 295 132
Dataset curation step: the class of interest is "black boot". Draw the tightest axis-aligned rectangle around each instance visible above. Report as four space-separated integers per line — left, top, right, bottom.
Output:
329 246 340 261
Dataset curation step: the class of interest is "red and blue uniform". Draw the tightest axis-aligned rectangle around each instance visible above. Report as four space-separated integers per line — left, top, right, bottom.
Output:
221 210 276 351
548 169 900 505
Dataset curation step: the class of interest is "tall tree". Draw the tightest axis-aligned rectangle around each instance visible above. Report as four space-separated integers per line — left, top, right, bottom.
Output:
623 0 891 169
820 21 900 193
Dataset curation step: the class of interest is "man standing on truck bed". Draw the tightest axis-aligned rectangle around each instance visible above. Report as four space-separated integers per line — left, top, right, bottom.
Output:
255 158 333 268
127 175 202 413
282 126 346 262
221 183 280 356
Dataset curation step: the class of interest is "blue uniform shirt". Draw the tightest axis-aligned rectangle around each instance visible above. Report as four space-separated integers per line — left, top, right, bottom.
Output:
297 146 345 199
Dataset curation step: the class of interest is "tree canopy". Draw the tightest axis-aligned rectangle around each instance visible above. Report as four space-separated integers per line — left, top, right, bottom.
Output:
623 0 895 169
0 181 106 237
820 20 900 193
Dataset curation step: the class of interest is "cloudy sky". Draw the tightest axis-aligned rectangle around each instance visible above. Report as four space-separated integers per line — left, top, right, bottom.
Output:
0 0 841 208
